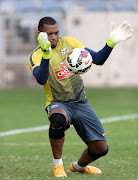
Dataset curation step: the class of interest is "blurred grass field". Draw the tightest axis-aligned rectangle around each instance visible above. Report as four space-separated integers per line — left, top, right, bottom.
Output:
0 88 138 180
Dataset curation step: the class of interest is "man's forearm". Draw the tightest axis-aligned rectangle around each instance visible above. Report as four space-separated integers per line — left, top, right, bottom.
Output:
33 57 50 85
85 44 113 65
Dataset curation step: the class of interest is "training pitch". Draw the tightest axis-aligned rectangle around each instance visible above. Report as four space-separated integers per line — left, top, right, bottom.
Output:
0 88 138 179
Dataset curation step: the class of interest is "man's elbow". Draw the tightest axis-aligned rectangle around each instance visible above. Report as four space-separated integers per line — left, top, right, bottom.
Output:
93 62 104 66
99 62 104 65
36 79 47 85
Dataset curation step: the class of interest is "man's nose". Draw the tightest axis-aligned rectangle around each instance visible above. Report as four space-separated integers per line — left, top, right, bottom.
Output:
51 34 56 39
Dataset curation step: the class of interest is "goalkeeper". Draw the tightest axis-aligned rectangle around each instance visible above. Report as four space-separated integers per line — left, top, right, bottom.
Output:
28 17 133 178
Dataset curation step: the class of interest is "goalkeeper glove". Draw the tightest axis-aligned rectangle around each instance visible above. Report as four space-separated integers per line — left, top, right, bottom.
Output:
37 32 51 59
107 21 133 48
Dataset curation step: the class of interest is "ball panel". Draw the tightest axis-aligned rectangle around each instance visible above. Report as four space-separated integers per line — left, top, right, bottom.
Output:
65 48 92 74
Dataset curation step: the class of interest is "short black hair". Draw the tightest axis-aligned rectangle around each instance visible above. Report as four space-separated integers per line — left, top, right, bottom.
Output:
38 17 57 31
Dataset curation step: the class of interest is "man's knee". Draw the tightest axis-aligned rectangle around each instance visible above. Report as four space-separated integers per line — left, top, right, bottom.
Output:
49 113 66 139
88 145 109 159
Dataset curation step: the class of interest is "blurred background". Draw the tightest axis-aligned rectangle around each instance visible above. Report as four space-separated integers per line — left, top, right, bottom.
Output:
0 0 138 88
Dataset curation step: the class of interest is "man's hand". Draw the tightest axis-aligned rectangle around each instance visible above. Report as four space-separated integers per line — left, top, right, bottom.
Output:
37 32 51 59
107 21 133 48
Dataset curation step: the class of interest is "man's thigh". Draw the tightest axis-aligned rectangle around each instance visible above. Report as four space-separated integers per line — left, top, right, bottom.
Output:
71 102 106 143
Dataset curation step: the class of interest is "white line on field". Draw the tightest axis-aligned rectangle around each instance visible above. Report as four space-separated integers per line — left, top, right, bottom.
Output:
0 113 138 137
0 142 85 146
101 113 138 123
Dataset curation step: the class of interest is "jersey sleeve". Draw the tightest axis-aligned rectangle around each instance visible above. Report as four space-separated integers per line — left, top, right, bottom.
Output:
85 44 113 65
28 46 42 72
65 37 85 49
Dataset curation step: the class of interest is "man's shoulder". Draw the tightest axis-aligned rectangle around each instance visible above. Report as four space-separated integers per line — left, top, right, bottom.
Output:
60 36 76 41
28 46 42 57
59 37 78 47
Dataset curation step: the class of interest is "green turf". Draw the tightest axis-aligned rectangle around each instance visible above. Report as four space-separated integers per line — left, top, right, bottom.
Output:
0 88 138 179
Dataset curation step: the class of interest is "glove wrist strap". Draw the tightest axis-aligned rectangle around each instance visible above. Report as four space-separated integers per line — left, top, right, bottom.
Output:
107 37 116 48
43 53 51 59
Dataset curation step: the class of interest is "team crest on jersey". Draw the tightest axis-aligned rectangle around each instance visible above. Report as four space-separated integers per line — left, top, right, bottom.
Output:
55 62 72 80
61 48 69 55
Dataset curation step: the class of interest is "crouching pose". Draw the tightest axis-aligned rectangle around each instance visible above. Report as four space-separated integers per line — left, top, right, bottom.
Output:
28 16 133 177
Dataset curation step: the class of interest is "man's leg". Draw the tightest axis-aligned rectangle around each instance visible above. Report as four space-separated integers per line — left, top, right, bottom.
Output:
49 108 69 159
49 108 69 177
78 140 108 166
49 137 65 159
70 140 109 174
69 101 108 174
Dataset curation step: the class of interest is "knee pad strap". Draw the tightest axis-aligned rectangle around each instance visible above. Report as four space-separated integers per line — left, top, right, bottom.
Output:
88 146 109 159
49 113 66 139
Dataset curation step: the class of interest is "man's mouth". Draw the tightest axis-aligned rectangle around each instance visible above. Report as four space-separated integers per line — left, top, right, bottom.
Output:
51 40 58 48
51 40 57 45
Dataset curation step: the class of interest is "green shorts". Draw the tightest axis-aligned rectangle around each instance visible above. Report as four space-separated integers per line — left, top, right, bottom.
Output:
47 101 106 144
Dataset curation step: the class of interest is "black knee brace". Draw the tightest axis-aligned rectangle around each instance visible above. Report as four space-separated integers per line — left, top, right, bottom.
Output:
88 146 109 159
49 113 66 139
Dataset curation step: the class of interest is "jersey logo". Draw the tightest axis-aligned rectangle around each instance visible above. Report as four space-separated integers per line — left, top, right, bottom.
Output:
55 62 72 80
51 104 59 108
61 48 69 55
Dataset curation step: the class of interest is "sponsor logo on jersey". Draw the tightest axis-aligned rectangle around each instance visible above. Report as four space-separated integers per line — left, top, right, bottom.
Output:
51 104 59 108
55 62 72 80
61 48 69 55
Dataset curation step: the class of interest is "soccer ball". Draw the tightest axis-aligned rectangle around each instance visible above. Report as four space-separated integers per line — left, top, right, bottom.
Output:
65 48 93 74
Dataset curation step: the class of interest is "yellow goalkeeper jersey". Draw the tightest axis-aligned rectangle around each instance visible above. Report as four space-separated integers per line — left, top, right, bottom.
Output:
28 37 87 107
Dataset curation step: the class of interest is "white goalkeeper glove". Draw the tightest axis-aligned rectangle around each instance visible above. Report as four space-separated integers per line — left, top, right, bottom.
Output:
107 21 133 48
37 32 51 59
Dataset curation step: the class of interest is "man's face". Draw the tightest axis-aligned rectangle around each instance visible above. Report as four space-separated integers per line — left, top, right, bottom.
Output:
40 24 59 48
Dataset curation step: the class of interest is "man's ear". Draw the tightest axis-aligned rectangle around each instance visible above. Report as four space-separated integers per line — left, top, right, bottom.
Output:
38 31 40 35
